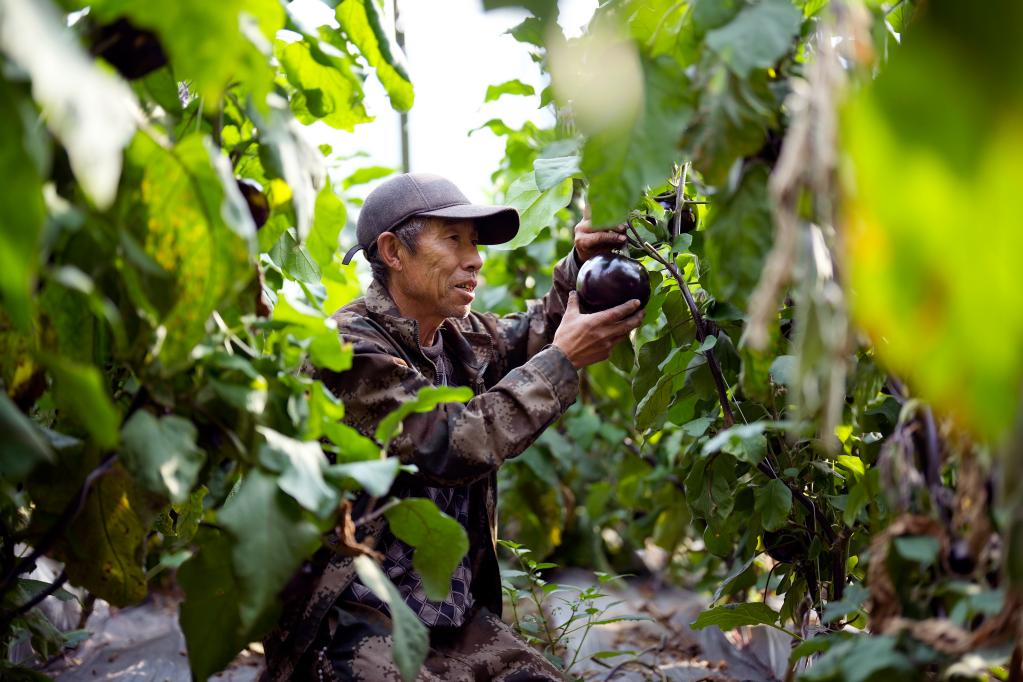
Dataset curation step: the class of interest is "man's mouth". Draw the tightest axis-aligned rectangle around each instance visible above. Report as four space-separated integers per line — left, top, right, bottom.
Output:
453 281 476 293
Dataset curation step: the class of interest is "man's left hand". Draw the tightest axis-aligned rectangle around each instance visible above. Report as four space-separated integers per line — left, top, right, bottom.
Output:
574 205 628 262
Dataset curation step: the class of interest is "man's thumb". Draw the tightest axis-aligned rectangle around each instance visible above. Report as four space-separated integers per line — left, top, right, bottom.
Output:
567 290 580 313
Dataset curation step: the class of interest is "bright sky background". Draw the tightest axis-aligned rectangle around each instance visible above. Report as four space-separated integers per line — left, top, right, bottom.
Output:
292 0 598 203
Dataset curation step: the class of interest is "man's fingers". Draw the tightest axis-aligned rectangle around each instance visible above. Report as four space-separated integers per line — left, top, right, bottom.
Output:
566 290 580 314
596 299 642 322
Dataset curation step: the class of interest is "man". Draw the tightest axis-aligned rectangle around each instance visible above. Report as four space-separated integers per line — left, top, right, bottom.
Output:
263 173 644 681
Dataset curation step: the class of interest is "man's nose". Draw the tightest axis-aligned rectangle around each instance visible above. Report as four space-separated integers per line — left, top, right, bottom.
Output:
464 247 483 271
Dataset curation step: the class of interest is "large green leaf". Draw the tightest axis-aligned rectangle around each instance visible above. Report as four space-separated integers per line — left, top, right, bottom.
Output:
178 529 248 682
691 602 779 631
254 97 327 241
703 164 774 310
0 78 45 331
755 478 791 532
384 498 470 601
491 173 573 250
336 0 414 112
307 184 346 269
701 421 772 465
353 556 429 682
325 459 400 497
257 427 339 520
705 0 803 77
682 61 777 185
42 355 120 449
842 1 1023 444
120 411 205 504
277 37 371 131
90 0 285 107
217 470 321 634
127 133 254 370
581 57 694 227
374 385 474 446
0 0 136 208
33 461 147 606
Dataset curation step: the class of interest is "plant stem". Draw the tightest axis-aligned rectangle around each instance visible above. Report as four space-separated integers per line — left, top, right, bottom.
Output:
0 571 68 629
626 221 734 426
0 454 118 604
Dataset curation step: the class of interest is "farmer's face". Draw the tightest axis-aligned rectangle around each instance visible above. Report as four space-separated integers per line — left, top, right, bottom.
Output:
391 218 483 329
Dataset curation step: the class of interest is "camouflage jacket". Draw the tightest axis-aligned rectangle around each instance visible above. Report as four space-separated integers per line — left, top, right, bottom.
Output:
261 253 582 680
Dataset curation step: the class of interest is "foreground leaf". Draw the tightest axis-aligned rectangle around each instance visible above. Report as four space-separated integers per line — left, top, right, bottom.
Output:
217 470 321 634
492 173 573 251
581 57 694 227
691 602 779 631
120 411 205 504
0 0 136 208
353 556 429 682
375 385 473 446
384 498 469 601
336 0 414 112
178 529 248 681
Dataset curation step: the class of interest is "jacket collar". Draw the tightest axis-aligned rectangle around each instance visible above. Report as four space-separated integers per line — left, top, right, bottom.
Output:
364 280 493 380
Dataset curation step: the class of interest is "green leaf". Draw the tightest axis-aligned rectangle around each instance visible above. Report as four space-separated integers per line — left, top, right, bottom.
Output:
893 536 941 567
705 0 803 77
353 556 429 682
254 97 326 241
325 459 400 497
384 498 470 601
91 0 285 107
485 79 535 102
703 164 775 310
217 470 321 633
695 334 718 354
258 427 339 519
755 478 792 532
492 173 573 250
842 2 1023 443
42 355 120 449
120 411 205 504
277 38 371 131
691 602 779 631
270 231 322 284
0 79 45 331
683 65 776 186
306 185 347 270
534 155 582 191
0 393 54 482
582 57 694 227
126 133 254 370
711 554 755 603
821 584 868 624
342 165 396 189
39 462 147 606
507 16 545 46
0 0 136 208
336 0 414 112
702 422 772 465
179 529 249 681
374 385 474 446
799 635 914 682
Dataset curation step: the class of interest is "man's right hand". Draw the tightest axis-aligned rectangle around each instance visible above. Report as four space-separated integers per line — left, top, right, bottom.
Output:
553 291 644 369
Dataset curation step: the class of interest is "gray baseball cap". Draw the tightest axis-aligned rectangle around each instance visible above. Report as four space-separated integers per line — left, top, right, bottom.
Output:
341 173 519 264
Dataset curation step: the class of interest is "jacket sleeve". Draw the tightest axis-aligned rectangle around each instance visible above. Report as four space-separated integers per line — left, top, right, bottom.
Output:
323 318 579 488
471 249 582 377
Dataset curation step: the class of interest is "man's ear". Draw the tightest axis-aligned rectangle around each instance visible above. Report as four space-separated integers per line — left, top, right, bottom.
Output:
376 232 403 272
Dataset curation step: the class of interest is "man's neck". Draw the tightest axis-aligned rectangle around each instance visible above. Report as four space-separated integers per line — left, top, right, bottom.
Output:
386 283 441 347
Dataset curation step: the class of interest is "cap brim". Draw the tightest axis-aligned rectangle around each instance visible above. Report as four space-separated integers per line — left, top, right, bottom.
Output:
416 204 519 245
